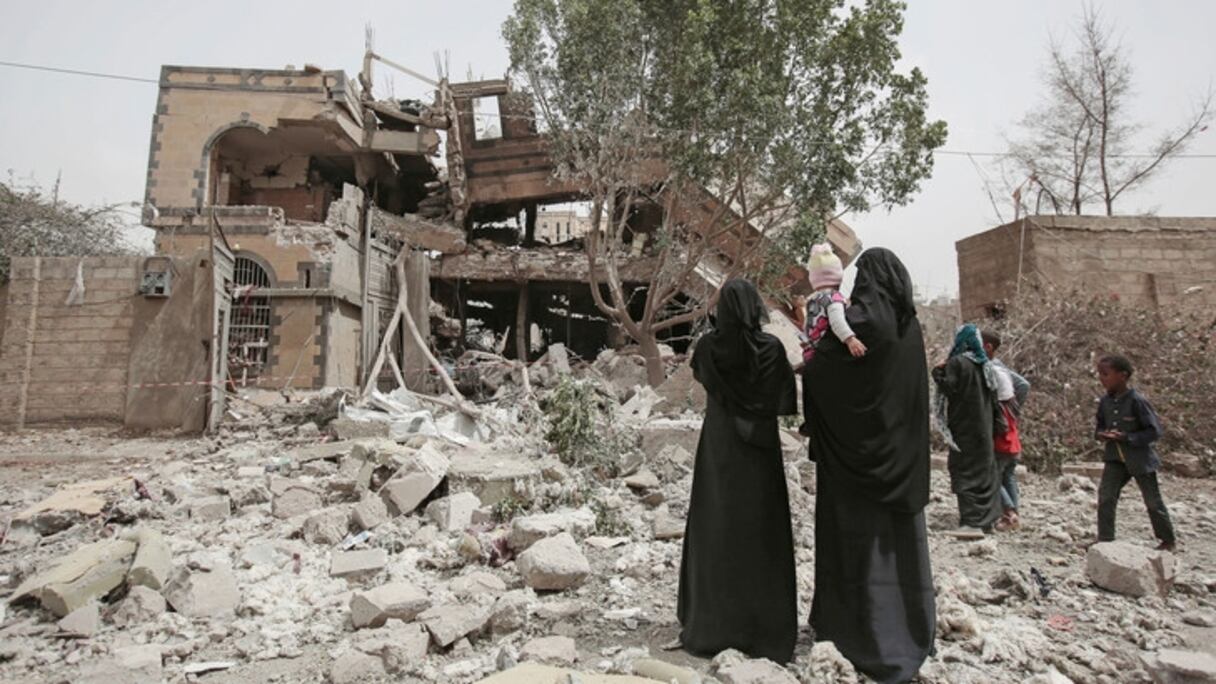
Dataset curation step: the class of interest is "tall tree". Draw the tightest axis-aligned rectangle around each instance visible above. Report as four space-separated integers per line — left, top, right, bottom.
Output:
1008 5 1212 216
503 0 946 385
0 176 138 284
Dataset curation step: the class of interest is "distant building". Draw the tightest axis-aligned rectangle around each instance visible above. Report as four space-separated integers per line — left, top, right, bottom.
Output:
956 215 1216 320
535 208 593 244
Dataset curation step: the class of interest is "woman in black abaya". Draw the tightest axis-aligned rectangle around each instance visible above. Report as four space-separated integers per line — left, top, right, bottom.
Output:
677 278 798 664
803 248 935 683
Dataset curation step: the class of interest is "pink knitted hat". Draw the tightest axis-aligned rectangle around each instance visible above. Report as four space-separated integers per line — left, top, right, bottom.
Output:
807 243 843 290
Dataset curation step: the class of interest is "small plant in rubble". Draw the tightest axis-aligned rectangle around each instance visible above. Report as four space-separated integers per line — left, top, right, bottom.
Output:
590 496 630 538
542 376 631 476
491 495 533 523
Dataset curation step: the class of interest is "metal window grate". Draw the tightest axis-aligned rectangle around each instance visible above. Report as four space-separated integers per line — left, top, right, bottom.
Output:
228 256 272 385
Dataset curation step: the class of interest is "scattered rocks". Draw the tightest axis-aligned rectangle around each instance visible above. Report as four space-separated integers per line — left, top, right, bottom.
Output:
108 585 166 627
330 549 388 579
520 636 578 665
516 533 591 591
352 496 391 531
302 506 351 545
447 447 542 506
354 621 430 673
508 508 597 551
350 582 432 629
380 444 450 514
1162 453 1208 479
807 641 859 683
124 527 171 590
162 563 240 618
77 644 163 683
329 650 386 684
271 483 323 519
57 601 100 637
418 603 492 648
451 571 508 598
427 492 482 532
188 495 231 522
652 508 685 540
491 590 534 634
715 652 798 684
1142 649 1216 684
1086 542 1176 598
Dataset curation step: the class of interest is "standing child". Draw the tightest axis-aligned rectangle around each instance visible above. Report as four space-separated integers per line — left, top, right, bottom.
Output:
802 243 866 364
1093 354 1177 551
982 331 1030 531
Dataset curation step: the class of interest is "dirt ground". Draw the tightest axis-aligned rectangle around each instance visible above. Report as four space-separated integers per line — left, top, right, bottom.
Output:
2 419 1216 683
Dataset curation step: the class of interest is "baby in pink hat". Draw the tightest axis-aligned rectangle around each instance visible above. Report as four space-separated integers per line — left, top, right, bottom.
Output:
802 243 866 363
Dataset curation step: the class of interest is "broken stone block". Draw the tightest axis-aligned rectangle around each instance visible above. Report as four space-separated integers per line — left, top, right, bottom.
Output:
379 444 450 515
272 483 323 519
228 481 271 508
547 343 572 375
653 361 708 417
516 533 591 591
302 507 351 545
77 644 163 684
507 508 597 552
639 419 701 459
235 466 264 479
189 496 231 522
1142 649 1216 684
350 581 432 629
426 492 483 532
633 658 703 683
1061 462 1105 479
57 601 100 637
162 564 240 618
108 585 166 627
652 509 685 541
1162 453 1208 478
329 651 386 684
355 621 430 673
125 527 171 590
418 603 492 648
1086 542 1176 598
520 636 578 665
447 446 542 506
717 657 799 684
331 416 392 440
13 539 139 618
352 496 391 531
491 589 534 634
330 549 388 579
807 641 859 683
450 571 508 599
624 469 661 492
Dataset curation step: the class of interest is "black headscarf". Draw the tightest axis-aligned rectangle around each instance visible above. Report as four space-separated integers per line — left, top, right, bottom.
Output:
692 279 796 421
803 248 930 512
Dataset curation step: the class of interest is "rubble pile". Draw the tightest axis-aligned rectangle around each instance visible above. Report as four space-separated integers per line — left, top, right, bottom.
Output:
981 291 1216 474
2 346 1216 683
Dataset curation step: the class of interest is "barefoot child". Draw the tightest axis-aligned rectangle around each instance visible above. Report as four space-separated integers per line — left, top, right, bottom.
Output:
801 243 866 364
1094 354 1177 551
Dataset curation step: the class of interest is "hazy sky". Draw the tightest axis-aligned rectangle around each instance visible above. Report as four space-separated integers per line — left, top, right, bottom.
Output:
2 1 1214 297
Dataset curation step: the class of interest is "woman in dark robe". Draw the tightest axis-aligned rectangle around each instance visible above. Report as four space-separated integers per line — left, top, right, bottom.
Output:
803 248 935 683
932 323 1003 530
677 278 798 664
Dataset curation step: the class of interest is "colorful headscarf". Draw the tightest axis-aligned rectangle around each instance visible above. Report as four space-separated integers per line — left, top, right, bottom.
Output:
934 324 1000 450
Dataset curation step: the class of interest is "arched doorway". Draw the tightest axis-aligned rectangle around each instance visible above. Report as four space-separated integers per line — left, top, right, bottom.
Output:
228 254 273 385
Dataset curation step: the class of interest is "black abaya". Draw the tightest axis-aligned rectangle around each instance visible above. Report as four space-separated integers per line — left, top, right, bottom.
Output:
933 355 1002 529
678 279 798 664
803 248 935 683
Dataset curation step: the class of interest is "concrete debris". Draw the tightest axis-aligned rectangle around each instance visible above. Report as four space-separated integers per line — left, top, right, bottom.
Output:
475 663 659 683
806 641 859 683
419 603 492 648
1142 649 1216 684
652 508 685 541
491 589 535 634
516 533 591 591
639 419 701 459
654 361 707 417
508 508 598 551
520 636 578 665
631 658 704 684
108 585 166 627
427 492 482 532
714 652 798 684
1162 453 1209 478
623 469 660 492
448 447 542 506
182 661 237 675
620 386 663 422
16 476 133 532
12 539 137 617
76 644 162 684
162 563 240 618
271 482 323 519
329 650 387 684
350 581 432 629
302 506 351 545
330 549 388 580
380 444 450 515
451 571 508 598
56 601 100 637
1086 542 1176 598
189 495 232 522
1060 462 1104 479
123 527 171 590
352 495 391 531
354 621 430 673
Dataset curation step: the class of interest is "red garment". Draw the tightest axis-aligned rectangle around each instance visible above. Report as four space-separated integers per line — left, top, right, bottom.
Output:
994 401 1021 456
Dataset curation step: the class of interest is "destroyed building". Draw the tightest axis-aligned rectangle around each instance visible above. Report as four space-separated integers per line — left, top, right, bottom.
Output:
0 59 860 431
956 215 1216 320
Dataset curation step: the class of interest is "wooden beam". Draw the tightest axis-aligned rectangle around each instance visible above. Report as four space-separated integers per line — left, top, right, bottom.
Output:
515 283 529 363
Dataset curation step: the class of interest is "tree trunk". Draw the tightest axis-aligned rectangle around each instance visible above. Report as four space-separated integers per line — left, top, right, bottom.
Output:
638 331 666 388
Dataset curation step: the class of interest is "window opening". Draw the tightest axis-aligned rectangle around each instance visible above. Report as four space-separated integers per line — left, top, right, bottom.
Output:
228 256 272 386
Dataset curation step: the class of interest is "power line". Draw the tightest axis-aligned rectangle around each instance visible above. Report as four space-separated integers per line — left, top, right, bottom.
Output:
3 57 1215 161
0 59 158 84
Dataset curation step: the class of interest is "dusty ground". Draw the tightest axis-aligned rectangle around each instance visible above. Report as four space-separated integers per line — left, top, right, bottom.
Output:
2 410 1216 683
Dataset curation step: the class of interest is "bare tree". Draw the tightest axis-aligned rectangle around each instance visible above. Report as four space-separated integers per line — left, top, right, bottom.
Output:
1007 5 1212 216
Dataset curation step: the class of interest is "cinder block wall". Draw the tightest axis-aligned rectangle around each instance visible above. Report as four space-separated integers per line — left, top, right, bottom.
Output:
956 220 1034 320
0 257 140 424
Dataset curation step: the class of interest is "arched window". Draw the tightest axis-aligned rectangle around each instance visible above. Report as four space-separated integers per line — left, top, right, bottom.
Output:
228 255 273 384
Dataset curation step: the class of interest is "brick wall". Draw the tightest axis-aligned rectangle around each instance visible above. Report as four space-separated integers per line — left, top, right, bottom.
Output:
956 220 1035 320
0 257 140 424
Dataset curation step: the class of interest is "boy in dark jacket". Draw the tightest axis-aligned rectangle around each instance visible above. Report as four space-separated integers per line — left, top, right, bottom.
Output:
1094 354 1176 551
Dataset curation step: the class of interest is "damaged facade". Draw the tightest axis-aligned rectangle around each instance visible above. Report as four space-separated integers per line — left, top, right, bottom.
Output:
957 215 1216 320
